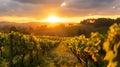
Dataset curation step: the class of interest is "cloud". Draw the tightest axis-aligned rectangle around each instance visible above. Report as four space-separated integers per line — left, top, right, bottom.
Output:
57 0 120 17
0 0 48 18
14 0 64 5
0 0 120 19
64 0 115 9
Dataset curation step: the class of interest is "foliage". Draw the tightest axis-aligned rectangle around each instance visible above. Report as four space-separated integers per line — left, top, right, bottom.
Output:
103 23 120 67
0 32 60 67
0 23 120 67
66 23 120 67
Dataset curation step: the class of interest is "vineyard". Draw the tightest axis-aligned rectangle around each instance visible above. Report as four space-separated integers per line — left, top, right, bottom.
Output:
0 23 120 67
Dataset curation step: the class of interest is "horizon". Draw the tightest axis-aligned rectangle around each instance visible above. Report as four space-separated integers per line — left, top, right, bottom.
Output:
0 16 120 23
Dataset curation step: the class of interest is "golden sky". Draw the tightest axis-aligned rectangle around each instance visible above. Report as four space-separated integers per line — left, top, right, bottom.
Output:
0 0 120 23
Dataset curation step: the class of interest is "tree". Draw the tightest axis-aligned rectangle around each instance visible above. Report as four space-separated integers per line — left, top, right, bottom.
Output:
9 26 17 32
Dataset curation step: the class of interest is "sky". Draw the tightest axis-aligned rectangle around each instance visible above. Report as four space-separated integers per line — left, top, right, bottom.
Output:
0 0 120 22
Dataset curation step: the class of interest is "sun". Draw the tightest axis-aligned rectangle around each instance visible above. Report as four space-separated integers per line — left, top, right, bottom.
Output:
42 15 63 23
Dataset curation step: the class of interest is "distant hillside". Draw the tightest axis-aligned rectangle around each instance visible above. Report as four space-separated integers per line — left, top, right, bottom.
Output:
0 18 119 37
